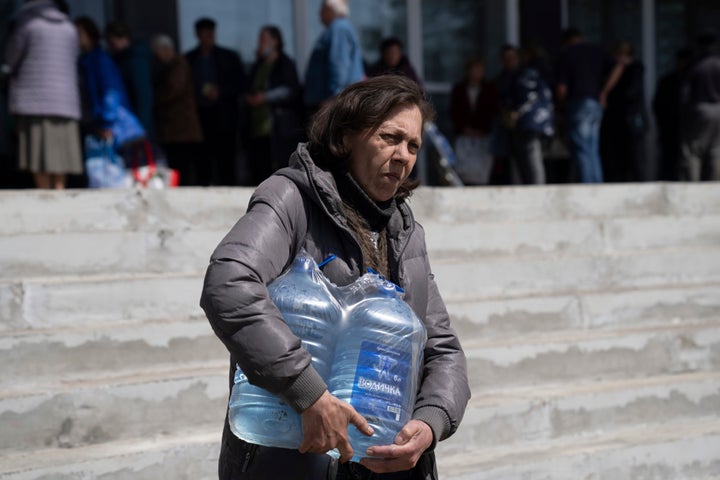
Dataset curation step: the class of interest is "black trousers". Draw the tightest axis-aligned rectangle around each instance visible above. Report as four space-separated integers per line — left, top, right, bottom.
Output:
198 108 238 186
219 426 336 480
218 425 433 480
162 142 201 186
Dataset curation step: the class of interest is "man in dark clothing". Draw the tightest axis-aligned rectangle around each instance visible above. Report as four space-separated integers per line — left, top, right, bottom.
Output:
680 33 720 181
105 21 155 141
491 44 521 184
555 27 623 183
185 17 246 186
601 41 649 182
653 47 693 181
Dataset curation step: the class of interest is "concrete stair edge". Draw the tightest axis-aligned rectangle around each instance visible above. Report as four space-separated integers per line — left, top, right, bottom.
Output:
436 416 720 480
2 183 718 236
2 214 720 279
0 427 221 479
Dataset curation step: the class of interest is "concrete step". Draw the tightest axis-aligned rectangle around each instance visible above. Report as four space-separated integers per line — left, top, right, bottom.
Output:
463 321 720 389
410 182 720 223
3 245 720 330
0 188 251 236
0 363 227 455
447 371 720 451
433 246 720 302
8 362 713 458
0 229 226 279
3 214 719 279
448 282 720 339
436 416 720 480
0 318 227 384
0 272 205 331
2 276 716 372
424 214 720 261
0 426 221 480
1 184 716 237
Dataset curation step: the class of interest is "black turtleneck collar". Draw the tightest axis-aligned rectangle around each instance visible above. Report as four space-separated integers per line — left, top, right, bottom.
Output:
333 171 396 232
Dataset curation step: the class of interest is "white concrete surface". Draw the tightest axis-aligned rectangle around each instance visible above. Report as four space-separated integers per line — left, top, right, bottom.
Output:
1 183 718 479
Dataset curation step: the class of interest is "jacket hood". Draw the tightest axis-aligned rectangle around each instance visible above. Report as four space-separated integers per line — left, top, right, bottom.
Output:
15 1 67 25
279 143 346 222
278 143 415 232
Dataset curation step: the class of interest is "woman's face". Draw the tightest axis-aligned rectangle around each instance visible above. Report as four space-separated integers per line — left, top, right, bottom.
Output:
258 29 277 56
467 63 485 83
76 27 92 52
382 44 403 67
344 105 423 202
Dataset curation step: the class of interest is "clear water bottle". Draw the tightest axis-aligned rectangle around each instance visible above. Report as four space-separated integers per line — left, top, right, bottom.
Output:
228 253 342 449
328 274 427 462
228 366 300 449
267 254 342 380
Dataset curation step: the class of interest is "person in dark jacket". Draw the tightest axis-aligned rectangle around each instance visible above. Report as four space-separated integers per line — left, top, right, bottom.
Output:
653 47 693 181
449 57 501 185
600 41 649 182
201 75 470 480
367 36 422 87
185 17 246 186
244 25 303 185
105 21 154 140
450 58 501 139
151 34 203 186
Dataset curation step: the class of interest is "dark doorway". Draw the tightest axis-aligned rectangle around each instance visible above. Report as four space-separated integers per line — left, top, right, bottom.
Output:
109 0 178 43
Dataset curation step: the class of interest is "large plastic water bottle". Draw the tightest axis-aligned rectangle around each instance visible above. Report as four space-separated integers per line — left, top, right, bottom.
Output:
228 254 342 449
328 274 427 462
228 366 299 448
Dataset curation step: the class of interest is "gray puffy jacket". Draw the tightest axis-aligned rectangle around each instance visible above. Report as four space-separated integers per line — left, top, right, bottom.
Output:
201 143 470 469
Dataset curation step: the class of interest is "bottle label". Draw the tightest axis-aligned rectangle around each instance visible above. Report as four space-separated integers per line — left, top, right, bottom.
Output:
350 341 410 422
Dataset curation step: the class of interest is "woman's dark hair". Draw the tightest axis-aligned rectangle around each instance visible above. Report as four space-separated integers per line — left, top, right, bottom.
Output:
379 36 403 54
194 17 216 32
262 25 284 52
308 75 434 167
74 16 101 46
105 20 132 40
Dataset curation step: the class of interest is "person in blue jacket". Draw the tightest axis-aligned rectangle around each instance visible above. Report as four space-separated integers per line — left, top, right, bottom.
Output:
74 16 144 149
303 0 365 116
105 21 154 141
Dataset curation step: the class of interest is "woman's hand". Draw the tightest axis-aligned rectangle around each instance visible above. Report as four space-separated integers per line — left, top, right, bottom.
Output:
299 391 373 463
359 420 433 473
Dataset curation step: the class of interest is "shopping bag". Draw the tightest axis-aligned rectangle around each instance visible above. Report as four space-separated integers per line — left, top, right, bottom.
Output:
128 140 179 189
84 135 131 189
454 135 494 185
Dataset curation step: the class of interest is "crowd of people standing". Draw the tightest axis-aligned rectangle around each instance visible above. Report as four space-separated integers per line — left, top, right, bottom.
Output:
450 27 720 186
2 0 719 190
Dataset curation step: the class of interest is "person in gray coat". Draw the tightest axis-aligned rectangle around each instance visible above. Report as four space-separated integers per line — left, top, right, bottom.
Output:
201 75 470 479
4 0 82 189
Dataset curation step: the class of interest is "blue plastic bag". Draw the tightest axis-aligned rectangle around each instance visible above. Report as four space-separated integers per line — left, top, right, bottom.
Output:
84 135 129 189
